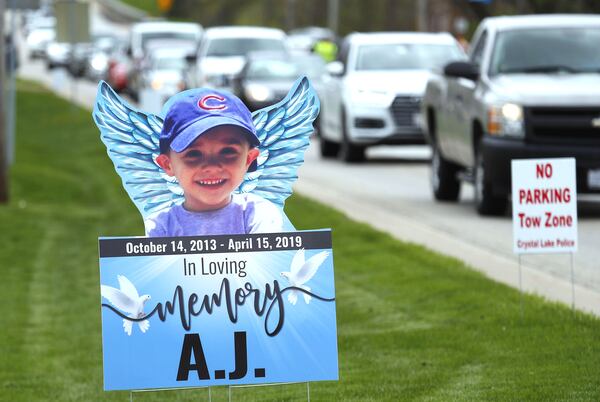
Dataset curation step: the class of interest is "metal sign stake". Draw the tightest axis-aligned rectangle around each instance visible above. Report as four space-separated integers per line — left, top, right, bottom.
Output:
518 254 523 318
570 252 575 312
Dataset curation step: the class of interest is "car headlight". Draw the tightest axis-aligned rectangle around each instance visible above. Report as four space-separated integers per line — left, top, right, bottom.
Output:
47 43 67 56
151 78 163 90
245 84 272 102
90 54 108 72
487 103 524 138
349 87 392 106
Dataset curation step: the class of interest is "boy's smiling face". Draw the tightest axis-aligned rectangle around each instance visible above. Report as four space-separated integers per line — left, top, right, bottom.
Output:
156 126 259 212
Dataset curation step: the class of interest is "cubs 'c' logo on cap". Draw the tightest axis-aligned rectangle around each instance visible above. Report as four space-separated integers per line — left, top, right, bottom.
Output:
198 95 227 111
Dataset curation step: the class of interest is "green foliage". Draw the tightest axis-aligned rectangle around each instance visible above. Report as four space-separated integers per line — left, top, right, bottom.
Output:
120 0 600 41
1 81 600 400
120 0 161 16
121 0 417 35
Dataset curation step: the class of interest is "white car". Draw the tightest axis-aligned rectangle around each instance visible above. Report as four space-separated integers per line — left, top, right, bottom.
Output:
128 21 203 99
319 32 466 162
129 21 203 60
190 26 288 90
45 41 71 69
25 17 55 59
143 47 189 103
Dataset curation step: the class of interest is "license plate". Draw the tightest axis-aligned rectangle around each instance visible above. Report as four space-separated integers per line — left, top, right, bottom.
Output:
413 112 424 129
587 169 600 189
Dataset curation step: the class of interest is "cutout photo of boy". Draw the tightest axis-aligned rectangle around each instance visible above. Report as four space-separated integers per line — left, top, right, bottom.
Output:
145 88 294 237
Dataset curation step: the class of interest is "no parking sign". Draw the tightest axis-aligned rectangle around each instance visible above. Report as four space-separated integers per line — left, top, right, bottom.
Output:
511 158 578 254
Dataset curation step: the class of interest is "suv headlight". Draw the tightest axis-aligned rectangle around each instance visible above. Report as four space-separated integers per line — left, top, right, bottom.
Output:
245 84 272 102
349 87 392 106
487 103 524 138
151 77 163 90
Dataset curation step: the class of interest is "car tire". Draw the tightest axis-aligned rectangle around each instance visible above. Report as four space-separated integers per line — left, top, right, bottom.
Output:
431 143 460 201
338 108 365 163
474 141 506 215
320 135 340 158
129 89 139 102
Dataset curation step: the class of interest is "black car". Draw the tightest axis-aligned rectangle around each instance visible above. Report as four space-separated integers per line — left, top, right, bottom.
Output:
231 53 301 111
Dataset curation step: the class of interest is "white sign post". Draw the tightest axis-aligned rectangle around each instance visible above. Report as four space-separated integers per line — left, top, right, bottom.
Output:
511 157 578 310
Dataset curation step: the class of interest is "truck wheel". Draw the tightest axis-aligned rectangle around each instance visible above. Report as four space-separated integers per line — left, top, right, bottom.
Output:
319 135 340 158
431 144 460 201
474 142 506 215
338 108 365 163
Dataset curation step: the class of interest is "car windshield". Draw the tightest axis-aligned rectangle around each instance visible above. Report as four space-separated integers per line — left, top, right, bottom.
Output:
355 43 463 71
490 27 600 75
206 38 286 57
141 32 197 50
246 59 299 79
154 56 186 70
93 36 117 52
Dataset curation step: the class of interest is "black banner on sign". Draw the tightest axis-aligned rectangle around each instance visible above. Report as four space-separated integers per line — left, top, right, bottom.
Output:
99 230 332 258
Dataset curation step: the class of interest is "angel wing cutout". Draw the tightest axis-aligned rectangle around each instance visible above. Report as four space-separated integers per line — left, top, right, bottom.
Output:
93 82 182 221
93 76 320 222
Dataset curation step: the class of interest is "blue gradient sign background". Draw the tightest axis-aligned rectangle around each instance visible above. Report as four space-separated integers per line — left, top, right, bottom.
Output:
99 233 338 391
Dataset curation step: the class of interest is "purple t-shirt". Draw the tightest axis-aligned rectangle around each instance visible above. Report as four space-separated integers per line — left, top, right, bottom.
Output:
145 193 293 237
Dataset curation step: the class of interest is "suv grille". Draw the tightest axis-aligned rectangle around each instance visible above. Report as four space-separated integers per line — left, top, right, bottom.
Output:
526 106 600 144
390 96 421 127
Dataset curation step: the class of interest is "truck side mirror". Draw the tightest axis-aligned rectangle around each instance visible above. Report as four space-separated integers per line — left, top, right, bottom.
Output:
185 53 196 65
326 61 344 77
443 61 479 81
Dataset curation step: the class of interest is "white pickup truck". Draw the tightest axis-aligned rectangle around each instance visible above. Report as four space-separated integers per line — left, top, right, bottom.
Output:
422 15 600 215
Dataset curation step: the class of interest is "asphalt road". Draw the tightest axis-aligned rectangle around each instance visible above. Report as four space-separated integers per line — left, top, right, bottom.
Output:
15 2 600 314
296 144 600 313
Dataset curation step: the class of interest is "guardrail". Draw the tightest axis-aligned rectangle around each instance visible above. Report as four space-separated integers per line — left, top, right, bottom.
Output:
96 0 150 24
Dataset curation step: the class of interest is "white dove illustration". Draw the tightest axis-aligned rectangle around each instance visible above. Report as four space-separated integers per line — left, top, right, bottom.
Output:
101 275 151 336
280 249 330 305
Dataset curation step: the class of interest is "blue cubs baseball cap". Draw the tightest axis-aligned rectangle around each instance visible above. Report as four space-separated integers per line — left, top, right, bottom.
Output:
159 88 260 171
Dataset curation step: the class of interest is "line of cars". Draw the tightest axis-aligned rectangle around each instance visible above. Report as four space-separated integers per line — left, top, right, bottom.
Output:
23 6 126 81
181 27 467 162
126 24 327 115
24 10 468 166
22 8 600 218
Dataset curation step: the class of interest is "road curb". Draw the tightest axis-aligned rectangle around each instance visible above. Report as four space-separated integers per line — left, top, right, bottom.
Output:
295 179 600 317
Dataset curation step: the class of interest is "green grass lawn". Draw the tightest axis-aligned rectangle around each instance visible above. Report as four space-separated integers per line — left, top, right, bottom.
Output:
1 81 600 401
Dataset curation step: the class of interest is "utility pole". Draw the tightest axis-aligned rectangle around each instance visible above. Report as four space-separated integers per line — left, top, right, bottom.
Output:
416 0 428 32
328 0 339 36
286 0 296 31
0 0 8 204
